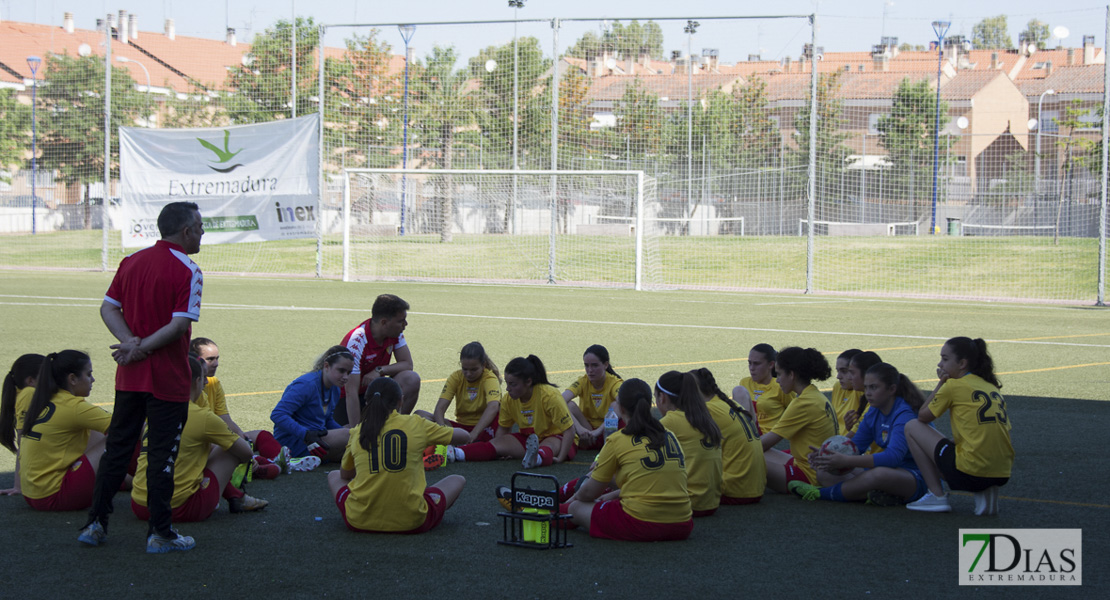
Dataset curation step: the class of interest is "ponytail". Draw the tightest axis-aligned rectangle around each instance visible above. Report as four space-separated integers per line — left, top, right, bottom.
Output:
584 344 621 380
358 377 403 451
460 341 501 383
23 351 89 438
505 355 556 389
1 354 45 453
946 337 1001 389
675 372 722 448
692 367 753 420
617 379 666 450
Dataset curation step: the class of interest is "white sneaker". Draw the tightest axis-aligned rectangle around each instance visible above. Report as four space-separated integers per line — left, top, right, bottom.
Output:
906 491 951 513
288 455 321 472
274 446 291 474
146 529 196 554
973 486 1000 516
522 433 541 468
78 521 107 547
445 445 458 463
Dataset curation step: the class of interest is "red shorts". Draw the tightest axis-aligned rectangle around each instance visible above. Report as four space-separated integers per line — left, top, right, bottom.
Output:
448 419 494 443
783 457 812 485
131 469 220 523
24 455 96 512
589 499 693 542
336 485 447 534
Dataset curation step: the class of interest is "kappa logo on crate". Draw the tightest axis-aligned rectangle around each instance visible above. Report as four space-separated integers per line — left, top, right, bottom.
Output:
513 490 556 510
959 529 1081 586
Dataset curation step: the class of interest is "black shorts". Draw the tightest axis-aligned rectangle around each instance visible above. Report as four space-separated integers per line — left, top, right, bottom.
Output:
934 439 1009 492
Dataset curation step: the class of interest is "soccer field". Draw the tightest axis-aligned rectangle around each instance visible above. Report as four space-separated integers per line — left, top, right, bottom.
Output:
0 270 1107 596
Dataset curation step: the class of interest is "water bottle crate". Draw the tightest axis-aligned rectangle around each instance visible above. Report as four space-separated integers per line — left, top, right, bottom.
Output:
496 472 573 550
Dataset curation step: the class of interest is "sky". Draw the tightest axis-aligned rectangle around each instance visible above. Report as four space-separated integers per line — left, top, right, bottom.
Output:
3 0 1108 64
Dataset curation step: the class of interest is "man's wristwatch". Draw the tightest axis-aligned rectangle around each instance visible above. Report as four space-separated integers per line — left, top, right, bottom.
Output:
375 366 384 376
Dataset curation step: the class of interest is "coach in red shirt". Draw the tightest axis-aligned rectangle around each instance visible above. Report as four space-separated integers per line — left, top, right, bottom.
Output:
80 202 204 553
335 294 421 425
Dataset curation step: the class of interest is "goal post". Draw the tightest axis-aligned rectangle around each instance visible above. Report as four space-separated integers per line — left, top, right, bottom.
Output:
338 168 649 289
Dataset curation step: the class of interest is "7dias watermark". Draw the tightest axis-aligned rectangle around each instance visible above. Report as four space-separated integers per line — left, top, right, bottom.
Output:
959 529 1081 586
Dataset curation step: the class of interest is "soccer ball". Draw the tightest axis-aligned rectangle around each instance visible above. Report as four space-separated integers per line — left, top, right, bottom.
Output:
820 435 858 476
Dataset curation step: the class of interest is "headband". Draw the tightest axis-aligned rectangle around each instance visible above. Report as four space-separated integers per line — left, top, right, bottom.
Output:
655 380 678 397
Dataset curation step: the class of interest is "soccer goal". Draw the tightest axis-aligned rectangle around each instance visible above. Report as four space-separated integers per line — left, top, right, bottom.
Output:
957 223 1056 237
798 219 920 237
338 168 651 289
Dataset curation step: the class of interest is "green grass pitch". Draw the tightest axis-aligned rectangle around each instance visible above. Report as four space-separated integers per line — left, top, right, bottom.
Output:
0 270 1107 597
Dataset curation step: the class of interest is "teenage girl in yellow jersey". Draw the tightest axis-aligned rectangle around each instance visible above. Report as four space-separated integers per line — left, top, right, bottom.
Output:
732 343 789 435
450 355 575 468
328 377 468 533
761 347 838 494
690 368 766 504
18 351 110 511
190 338 290 478
905 337 1013 516
655 371 723 517
565 378 693 541
842 351 882 435
563 344 623 450
131 355 267 521
417 341 502 444
0 354 44 496
830 349 862 435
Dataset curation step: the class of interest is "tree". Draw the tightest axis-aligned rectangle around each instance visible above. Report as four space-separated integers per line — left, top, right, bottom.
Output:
614 79 665 157
793 72 851 207
226 17 319 123
37 52 140 207
1052 99 1097 245
972 15 1013 50
566 20 665 60
466 37 551 169
414 46 481 242
878 77 950 219
1020 19 1050 49
0 89 31 186
330 29 403 170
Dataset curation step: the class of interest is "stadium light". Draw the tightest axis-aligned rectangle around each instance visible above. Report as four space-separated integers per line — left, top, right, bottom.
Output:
1035 88 1056 198
685 20 699 218
117 56 153 127
27 55 42 235
399 24 416 236
930 20 950 235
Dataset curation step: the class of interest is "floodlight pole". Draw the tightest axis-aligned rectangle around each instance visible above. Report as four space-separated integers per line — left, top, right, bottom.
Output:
27 56 41 235
399 24 416 236
1035 88 1056 198
930 20 950 235
685 20 698 227
117 56 152 126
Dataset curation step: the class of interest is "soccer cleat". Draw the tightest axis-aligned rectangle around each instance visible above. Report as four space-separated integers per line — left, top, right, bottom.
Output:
288 455 321 472
973 486 1000 516
906 491 952 513
522 433 540 469
273 446 291 475
423 446 445 471
146 530 196 554
788 480 821 501
496 485 513 511
228 493 269 514
866 489 906 507
78 521 107 547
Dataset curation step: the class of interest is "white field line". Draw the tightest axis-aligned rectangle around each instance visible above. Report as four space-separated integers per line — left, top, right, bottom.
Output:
3 295 1109 349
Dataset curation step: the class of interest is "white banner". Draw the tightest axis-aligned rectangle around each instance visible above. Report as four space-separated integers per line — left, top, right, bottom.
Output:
119 114 319 248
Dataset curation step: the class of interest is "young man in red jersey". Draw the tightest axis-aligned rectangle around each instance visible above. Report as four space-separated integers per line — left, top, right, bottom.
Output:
336 294 421 426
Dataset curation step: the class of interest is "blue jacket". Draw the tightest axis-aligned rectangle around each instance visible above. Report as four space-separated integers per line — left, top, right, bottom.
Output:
271 370 342 457
851 397 919 471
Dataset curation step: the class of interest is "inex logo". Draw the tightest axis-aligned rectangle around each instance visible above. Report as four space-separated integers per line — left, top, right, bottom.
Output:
959 529 1081 586
197 130 244 173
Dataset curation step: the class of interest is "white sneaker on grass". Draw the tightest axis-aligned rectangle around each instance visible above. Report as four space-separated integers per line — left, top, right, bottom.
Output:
522 433 541 469
906 491 951 513
288 455 321 472
973 486 1000 516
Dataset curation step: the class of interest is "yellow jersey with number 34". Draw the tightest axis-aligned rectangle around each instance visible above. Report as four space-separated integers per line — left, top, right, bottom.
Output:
927 374 1014 478
590 430 691 523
